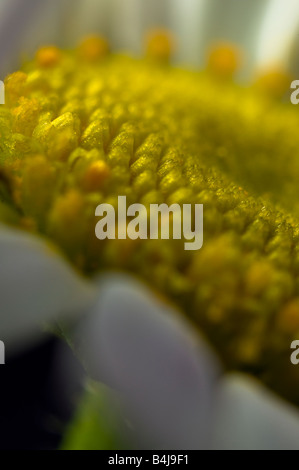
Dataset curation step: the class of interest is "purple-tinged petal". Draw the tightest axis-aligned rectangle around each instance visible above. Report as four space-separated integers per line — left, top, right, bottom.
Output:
0 0 73 76
0 225 96 351
75 273 221 449
210 373 299 450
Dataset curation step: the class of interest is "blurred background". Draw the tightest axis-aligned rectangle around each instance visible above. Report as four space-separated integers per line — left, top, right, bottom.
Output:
1 0 299 450
1 0 299 78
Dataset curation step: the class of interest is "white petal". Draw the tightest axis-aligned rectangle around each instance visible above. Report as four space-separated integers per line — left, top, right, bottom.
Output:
75 273 221 449
109 0 143 54
210 373 299 450
206 0 270 78
169 0 270 76
65 0 110 45
255 0 299 70
0 224 96 351
0 0 73 76
169 0 207 66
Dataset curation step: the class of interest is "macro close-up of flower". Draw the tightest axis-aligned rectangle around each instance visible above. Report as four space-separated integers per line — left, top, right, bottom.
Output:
2 0 299 451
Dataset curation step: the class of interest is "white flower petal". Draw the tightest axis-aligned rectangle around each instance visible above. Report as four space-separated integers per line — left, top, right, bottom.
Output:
75 273 221 449
64 0 110 45
0 0 73 76
0 0 286 79
210 373 299 450
0 224 96 351
109 0 143 54
255 0 299 70
198 0 270 78
169 0 207 66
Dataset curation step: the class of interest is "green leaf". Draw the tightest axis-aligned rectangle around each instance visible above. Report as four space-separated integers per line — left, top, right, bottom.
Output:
61 380 133 450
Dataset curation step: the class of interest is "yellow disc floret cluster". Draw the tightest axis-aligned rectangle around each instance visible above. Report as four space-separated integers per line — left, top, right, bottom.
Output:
2 36 299 404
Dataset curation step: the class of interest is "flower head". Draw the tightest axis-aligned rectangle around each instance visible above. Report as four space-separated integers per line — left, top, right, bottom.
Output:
1 38 299 407
2 0 299 450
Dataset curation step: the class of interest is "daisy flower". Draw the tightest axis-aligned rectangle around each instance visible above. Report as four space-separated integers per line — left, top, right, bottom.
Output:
1 0 299 450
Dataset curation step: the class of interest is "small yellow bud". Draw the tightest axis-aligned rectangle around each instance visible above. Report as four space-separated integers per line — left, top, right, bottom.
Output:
4 71 27 105
81 161 110 192
277 299 299 334
12 97 40 136
245 261 273 296
36 46 62 68
48 190 86 256
207 42 241 79
78 36 109 62
255 69 291 99
21 156 56 225
146 29 175 62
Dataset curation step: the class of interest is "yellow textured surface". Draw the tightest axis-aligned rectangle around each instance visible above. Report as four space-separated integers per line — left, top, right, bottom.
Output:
1 42 299 403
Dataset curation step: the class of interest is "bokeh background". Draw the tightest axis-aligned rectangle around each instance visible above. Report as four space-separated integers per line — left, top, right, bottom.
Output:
1 0 299 450
1 0 299 77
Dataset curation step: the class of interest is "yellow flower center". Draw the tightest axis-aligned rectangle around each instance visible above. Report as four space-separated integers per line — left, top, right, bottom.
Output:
1 37 299 404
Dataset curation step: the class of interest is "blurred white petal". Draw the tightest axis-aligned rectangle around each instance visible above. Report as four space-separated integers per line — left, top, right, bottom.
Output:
109 0 171 54
75 273 221 449
0 0 290 79
65 0 110 45
0 225 96 351
210 374 299 450
109 0 143 54
197 0 270 78
0 0 73 75
169 0 207 66
256 0 299 70
141 0 170 30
